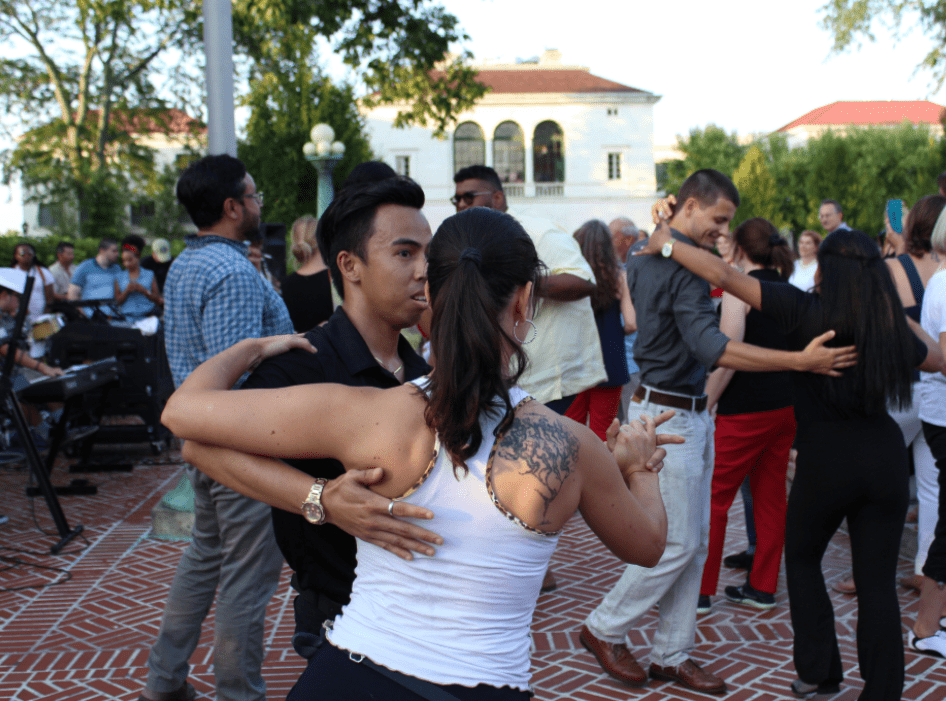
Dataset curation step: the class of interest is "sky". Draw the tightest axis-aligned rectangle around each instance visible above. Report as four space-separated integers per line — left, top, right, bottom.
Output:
3 0 945 229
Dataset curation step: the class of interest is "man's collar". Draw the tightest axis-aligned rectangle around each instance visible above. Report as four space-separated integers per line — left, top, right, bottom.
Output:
184 233 249 253
321 307 430 380
670 228 698 247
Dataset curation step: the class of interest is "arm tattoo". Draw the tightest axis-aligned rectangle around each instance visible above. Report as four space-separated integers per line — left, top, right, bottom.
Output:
494 414 579 522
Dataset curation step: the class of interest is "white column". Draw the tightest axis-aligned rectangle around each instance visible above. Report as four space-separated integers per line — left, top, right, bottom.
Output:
203 0 237 156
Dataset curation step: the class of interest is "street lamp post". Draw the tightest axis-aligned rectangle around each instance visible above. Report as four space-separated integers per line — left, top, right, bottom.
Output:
303 124 346 217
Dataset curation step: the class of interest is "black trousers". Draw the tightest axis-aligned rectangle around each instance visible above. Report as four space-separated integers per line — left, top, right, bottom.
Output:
922 421 946 583
785 418 908 701
287 641 532 701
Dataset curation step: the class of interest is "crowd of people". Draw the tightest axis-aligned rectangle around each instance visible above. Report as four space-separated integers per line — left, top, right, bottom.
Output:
5 155 936 701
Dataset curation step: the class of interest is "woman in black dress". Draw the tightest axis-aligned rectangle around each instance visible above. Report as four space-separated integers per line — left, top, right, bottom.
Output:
282 214 334 332
642 219 943 701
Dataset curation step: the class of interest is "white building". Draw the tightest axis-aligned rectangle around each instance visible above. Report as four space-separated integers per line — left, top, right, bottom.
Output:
22 109 204 236
362 50 660 233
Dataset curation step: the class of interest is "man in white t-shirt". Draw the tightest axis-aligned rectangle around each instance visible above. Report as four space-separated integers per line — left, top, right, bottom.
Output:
48 242 76 301
451 166 606 412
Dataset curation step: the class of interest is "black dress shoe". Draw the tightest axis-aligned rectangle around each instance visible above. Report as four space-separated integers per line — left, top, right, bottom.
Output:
722 549 754 571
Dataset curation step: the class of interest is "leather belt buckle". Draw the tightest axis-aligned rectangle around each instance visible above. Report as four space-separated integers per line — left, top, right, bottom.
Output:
632 386 706 412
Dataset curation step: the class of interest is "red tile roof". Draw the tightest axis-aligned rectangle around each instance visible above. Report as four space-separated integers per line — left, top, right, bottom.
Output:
434 68 646 94
87 108 206 135
778 101 945 131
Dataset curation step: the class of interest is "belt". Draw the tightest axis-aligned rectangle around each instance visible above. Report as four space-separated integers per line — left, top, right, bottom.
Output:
633 385 707 412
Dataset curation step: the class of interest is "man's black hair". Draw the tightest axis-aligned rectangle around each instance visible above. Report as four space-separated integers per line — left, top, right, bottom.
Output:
99 237 118 251
316 176 425 298
820 198 842 214
342 161 397 189
453 165 503 192
176 154 247 229
677 169 740 210
937 172 946 193
56 241 74 255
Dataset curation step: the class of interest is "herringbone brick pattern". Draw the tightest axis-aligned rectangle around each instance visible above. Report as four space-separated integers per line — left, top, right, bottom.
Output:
1 452 943 700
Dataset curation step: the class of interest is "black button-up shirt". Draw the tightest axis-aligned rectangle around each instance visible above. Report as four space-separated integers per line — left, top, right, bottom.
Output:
241 307 430 605
626 229 729 396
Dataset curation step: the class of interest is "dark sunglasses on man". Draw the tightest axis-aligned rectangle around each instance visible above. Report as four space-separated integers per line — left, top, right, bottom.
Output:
449 191 492 207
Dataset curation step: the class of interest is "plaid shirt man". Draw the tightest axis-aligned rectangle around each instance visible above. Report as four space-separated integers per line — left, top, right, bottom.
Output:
164 234 292 388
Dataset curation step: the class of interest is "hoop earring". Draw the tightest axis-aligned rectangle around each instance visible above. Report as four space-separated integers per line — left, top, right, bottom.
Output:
514 319 538 345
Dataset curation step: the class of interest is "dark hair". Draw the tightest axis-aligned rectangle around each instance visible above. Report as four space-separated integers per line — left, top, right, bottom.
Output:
341 161 397 189
176 154 247 229
121 234 146 258
816 229 914 414
453 165 503 192
11 242 38 270
316 176 425 297
820 199 842 214
99 237 118 251
55 241 74 255
937 172 946 192
797 229 823 253
573 220 621 313
732 218 794 281
425 208 543 472
904 194 944 257
676 169 740 212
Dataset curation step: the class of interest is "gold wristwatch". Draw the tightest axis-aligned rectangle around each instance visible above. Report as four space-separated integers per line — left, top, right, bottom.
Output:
301 478 328 525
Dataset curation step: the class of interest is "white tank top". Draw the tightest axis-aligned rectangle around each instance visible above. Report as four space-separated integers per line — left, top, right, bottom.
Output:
328 385 561 690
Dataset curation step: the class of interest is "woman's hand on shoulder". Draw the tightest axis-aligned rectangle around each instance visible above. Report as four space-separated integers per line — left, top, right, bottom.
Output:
605 410 684 482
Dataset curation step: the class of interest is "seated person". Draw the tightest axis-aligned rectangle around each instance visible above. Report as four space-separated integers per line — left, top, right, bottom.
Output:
68 238 121 318
114 235 162 321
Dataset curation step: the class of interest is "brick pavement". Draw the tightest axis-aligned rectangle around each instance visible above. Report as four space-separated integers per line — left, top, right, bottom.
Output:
1 451 944 700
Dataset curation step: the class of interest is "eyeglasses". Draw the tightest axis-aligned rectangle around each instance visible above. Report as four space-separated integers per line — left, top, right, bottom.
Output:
242 192 264 206
449 191 492 207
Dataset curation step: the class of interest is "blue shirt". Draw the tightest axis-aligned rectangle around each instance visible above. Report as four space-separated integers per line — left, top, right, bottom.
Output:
163 234 293 388
72 258 121 301
117 267 156 319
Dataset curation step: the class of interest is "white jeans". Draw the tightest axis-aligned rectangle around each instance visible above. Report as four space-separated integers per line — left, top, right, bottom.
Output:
585 399 714 667
889 386 938 575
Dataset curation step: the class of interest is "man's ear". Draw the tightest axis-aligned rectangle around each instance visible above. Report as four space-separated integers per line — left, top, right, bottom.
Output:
336 250 361 285
222 197 241 221
492 190 506 211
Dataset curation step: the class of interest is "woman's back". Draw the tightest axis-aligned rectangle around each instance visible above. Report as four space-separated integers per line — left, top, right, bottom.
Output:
329 387 559 689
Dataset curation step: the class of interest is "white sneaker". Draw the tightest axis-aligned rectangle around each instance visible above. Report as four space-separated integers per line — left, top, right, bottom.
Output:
908 629 946 658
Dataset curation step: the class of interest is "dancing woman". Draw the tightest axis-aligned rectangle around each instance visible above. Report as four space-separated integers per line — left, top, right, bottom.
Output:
163 207 676 701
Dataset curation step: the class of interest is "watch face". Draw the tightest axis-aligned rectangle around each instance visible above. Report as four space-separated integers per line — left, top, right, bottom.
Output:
662 241 673 258
302 501 324 524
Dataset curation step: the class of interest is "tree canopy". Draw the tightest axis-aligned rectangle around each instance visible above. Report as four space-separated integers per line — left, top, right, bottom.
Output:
1 0 485 237
821 0 946 87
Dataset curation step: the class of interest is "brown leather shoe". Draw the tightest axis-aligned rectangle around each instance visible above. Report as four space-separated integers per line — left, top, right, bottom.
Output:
649 659 727 695
579 625 647 687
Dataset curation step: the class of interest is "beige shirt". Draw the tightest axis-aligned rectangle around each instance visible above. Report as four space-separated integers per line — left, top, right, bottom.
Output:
510 210 606 404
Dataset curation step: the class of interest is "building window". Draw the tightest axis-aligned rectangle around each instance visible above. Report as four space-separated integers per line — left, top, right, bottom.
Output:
453 121 485 174
38 203 57 229
395 155 410 177
608 153 622 180
493 121 524 184
533 121 564 183
607 107 618 116
130 201 156 227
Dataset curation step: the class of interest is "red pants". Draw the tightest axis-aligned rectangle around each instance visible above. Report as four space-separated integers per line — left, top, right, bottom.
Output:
700 407 796 595
564 386 623 441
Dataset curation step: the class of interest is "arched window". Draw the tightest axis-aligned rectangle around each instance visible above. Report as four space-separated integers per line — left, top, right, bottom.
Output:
492 121 524 183
453 122 485 174
533 121 564 183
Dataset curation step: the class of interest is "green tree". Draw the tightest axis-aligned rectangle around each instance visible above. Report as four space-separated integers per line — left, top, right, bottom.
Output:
661 125 746 195
732 145 782 226
0 0 199 232
821 1 946 87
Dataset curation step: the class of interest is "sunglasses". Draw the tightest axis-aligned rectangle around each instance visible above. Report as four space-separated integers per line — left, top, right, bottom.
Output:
449 191 493 207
